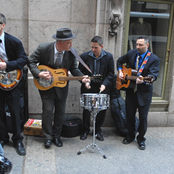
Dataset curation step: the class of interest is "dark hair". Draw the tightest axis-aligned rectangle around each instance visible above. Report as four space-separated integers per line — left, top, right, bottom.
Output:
0 13 6 25
91 36 103 46
137 36 149 44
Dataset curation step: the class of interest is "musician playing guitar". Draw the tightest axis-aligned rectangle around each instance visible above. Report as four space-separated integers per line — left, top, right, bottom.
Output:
0 13 28 156
28 28 89 149
117 36 160 150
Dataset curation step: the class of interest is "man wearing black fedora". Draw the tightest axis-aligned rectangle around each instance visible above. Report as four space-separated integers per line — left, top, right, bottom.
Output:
28 28 89 148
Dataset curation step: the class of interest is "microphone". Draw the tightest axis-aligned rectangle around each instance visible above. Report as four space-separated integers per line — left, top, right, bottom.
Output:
0 39 2 43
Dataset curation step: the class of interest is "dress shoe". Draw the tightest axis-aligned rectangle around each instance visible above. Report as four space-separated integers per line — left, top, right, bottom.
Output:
122 137 134 144
137 141 146 150
14 142 26 156
53 138 63 147
96 133 104 141
44 139 52 149
80 133 88 140
0 140 9 147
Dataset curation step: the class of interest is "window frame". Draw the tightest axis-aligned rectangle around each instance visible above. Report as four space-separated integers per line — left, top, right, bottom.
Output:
122 0 174 111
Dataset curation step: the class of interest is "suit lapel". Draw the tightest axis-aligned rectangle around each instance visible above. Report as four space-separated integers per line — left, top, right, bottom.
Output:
61 51 69 68
131 51 137 69
45 43 55 67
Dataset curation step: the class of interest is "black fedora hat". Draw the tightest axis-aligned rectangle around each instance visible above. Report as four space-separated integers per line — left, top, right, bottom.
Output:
52 28 76 40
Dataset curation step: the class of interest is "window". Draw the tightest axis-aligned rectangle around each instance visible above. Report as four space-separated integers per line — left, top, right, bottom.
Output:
128 1 171 98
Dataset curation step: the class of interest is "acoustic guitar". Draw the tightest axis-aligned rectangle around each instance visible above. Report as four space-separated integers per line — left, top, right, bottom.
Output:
116 65 154 90
0 58 23 91
34 65 102 91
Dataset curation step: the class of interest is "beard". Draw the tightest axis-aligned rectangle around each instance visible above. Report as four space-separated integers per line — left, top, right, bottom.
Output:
137 49 146 55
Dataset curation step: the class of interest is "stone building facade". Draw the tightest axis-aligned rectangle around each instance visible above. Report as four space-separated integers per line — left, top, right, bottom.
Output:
1 0 174 127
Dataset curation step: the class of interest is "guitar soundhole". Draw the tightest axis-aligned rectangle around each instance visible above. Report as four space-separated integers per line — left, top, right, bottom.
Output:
55 70 66 85
37 69 53 87
121 79 128 85
55 71 66 75
56 81 66 85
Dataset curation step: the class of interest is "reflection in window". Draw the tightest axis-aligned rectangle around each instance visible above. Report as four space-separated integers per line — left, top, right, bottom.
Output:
128 1 171 98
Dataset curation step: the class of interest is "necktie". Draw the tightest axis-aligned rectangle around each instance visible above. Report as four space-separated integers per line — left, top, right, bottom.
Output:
136 55 140 70
134 55 140 92
55 52 63 68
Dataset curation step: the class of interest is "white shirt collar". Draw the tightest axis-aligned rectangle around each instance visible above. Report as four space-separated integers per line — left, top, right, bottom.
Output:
0 32 5 45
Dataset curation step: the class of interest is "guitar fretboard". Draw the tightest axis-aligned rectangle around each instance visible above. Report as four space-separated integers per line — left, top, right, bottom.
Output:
126 76 138 81
58 76 85 81
58 76 102 82
126 76 152 82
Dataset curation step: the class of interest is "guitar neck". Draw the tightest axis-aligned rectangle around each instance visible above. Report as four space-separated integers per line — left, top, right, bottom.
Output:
126 76 151 82
126 76 138 81
59 76 87 81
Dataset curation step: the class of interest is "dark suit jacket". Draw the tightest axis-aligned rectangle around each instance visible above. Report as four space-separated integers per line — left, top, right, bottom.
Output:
117 49 160 106
0 33 28 141
1 32 28 94
28 42 83 99
78 50 114 94
4 32 28 72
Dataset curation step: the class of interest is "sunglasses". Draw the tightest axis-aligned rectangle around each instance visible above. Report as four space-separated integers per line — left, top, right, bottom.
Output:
0 22 3 24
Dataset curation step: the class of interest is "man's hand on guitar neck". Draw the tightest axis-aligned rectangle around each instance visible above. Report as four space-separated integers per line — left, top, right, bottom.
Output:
83 75 91 90
0 62 7 70
136 75 144 84
38 71 52 80
82 75 90 84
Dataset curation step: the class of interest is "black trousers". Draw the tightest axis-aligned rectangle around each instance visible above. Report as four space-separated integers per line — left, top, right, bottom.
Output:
0 89 23 143
0 68 27 144
40 88 66 140
126 91 150 142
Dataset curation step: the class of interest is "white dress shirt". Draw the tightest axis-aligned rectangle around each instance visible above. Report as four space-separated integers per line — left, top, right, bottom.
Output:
0 32 8 62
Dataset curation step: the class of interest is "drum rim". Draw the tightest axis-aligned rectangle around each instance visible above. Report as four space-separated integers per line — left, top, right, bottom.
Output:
81 93 108 96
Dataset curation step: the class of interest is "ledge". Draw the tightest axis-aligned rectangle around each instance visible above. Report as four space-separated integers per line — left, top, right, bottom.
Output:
150 100 169 112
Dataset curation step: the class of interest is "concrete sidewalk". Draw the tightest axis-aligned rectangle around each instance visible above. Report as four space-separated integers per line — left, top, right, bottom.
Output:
3 127 174 174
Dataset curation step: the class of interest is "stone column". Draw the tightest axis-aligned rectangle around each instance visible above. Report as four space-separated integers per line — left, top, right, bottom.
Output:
95 0 124 66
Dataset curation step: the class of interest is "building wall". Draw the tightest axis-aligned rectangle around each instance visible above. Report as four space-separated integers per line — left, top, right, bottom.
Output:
1 0 174 127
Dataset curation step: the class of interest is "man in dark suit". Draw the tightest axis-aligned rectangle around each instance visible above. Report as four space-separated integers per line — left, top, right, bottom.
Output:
79 36 114 141
117 36 160 150
0 13 28 155
28 28 89 148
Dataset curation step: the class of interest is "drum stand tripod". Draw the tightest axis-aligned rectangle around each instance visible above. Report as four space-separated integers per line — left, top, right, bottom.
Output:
77 107 107 159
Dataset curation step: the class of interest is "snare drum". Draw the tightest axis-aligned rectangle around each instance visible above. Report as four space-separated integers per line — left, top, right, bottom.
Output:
80 93 109 111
